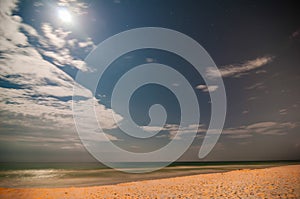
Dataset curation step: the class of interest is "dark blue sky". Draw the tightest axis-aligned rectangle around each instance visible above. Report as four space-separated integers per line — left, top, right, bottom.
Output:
0 0 299 162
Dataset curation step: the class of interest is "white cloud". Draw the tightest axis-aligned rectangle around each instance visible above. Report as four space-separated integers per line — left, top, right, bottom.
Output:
206 56 274 79
141 126 164 132
0 0 123 145
0 0 28 52
242 110 249 114
41 23 69 49
279 109 288 115
67 38 78 47
33 1 43 7
222 121 298 138
196 84 218 92
145 58 155 63
245 82 265 90
41 49 88 71
38 22 95 71
1 1 95 72
150 124 206 140
58 0 88 15
78 38 95 48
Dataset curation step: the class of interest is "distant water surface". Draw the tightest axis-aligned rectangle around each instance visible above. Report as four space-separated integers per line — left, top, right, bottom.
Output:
0 161 297 188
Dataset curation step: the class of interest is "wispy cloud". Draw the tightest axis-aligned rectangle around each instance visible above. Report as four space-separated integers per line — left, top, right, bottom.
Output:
39 22 94 71
222 121 297 138
206 56 274 79
245 82 265 90
41 23 69 49
195 84 218 92
57 0 88 15
279 109 288 115
291 28 300 41
144 124 206 140
140 121 298 140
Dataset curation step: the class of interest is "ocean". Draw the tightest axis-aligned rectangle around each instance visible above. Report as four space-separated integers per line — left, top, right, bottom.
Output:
0 161 297 188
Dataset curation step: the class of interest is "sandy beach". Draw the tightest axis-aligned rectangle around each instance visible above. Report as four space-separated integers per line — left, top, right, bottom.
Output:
0 164 299 199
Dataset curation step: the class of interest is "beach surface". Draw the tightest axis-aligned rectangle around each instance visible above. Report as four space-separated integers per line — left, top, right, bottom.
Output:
0 164 299 199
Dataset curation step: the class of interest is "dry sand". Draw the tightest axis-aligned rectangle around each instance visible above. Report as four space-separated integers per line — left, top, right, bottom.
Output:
0 165 299 199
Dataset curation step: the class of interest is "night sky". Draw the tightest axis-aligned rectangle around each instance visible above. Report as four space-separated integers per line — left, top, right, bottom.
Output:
0 0 300 162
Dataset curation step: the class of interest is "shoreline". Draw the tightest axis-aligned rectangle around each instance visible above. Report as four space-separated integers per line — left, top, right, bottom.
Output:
0 164 299 198
0 163 292 188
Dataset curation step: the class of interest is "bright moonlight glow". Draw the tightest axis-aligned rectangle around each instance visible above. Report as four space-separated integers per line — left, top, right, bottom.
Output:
57 8 72 23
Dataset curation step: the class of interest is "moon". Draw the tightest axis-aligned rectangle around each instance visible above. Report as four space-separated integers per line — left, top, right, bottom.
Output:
57 8 72 23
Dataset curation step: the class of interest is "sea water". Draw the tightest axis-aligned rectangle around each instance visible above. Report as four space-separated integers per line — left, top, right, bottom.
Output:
0 161 293 188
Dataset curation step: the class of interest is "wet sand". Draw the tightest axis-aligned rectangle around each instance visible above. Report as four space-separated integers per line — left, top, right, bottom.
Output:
0 165 299 198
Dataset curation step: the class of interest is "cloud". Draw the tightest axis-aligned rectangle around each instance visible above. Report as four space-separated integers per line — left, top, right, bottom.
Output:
206 56 274 79
41 49 88 71
41 23 70 49
33 1 43 7
147 124 206 140
141 121 296 141
78 38 95 48
242 110 249 114
3 1 96 73
58 0 88 15
279 109 288 115
0 0 122 147
40 23 95 51
195 84 218 92
0 0 28 52
291 28 300 41
145 58 156 63
245 82 266 90
168 124 207 140
222 121 298 138
39 23 94 71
